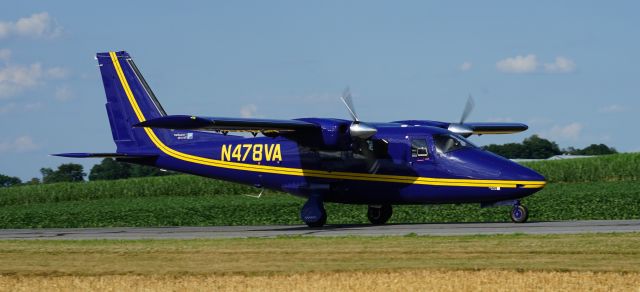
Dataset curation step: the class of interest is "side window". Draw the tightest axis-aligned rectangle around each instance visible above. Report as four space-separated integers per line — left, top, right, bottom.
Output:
433 134 476 154
411 139 430 159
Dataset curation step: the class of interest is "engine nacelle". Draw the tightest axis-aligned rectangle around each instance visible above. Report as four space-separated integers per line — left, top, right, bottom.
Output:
292 118 352 150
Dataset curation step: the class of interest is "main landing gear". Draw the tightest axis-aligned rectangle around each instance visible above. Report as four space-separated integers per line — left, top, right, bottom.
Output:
367 205 393 225
300 196 327 227
300 197 395 227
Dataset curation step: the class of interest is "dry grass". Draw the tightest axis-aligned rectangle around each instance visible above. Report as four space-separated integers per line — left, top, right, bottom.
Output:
1 270 639 292
1 233 639 276
1 233 639 291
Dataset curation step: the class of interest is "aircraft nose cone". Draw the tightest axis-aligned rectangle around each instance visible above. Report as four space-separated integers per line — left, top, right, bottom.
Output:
514 164 546 182
482 150 546 183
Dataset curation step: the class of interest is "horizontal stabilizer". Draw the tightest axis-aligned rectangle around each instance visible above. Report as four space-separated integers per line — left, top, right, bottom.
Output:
134 115 319 133
51 153 158 159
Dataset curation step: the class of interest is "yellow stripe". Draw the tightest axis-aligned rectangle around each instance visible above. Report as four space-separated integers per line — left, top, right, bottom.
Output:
108 52 545 189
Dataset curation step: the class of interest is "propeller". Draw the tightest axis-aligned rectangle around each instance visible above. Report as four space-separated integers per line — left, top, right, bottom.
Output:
459 94 475 124
447 95 475 137
340 87 377 139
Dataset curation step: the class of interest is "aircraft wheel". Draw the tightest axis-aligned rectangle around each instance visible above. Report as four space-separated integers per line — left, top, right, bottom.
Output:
305 209 327 228
301 196 327 228
510 205 528 223
367 205 393 225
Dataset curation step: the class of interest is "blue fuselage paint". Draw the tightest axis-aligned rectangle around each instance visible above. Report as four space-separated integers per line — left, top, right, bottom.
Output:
148 125 545 205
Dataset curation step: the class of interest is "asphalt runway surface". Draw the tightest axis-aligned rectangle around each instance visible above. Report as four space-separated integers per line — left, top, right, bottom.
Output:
0 220 638 240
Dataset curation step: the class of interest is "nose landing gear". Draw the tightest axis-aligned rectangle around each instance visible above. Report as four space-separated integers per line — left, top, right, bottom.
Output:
510 204 529 223
481 200 529 223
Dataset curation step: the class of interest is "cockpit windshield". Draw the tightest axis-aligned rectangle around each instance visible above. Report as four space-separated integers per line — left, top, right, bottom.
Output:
433 133 477 154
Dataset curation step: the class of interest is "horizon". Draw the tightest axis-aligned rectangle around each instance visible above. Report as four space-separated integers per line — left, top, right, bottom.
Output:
1 1 638 180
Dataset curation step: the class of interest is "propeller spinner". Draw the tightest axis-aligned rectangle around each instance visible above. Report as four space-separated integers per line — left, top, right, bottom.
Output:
340 87 377 139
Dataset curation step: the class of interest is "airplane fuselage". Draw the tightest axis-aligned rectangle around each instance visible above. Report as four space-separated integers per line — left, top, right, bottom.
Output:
137 124 545 205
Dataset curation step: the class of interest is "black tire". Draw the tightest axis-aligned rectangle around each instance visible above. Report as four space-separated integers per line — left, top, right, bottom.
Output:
510 205 529 223
367 205 393 225
305 209 327 228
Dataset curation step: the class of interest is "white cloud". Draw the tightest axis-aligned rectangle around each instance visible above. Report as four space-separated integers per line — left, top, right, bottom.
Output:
496 54 538 73
599 104 627 113
0 23 9 39
0 63 43 98
54 85 74 101
0 48 10 62
46 67 68 79
0 136 38 153
548 122 583 140
240 104 258 118
0 12 62 39
544 56 576 73
460 61 472 72
0 56 69 99
496 54 576 74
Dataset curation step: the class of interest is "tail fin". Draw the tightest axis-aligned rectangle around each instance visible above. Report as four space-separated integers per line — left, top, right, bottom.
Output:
96 51 169 153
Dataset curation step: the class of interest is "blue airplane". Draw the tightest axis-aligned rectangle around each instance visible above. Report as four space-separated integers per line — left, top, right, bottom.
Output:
56 51 546 227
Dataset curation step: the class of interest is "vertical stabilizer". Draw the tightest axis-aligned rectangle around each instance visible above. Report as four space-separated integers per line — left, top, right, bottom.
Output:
96 51 170 153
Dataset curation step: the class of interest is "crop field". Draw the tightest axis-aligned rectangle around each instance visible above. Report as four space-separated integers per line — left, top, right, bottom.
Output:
0 233 639 290
521 152 640 183
0 153 639 228
0 153 639 290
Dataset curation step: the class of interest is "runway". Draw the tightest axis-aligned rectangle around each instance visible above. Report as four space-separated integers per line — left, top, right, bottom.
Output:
1 220 639 240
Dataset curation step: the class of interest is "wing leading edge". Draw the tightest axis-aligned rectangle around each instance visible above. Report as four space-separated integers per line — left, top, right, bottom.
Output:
393 120 528 135
134 115 319 133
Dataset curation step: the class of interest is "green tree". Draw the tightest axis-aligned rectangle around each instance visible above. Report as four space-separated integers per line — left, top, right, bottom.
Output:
522 135 562 159
129 164 171 178
41 163 86 183
89 158 131 181
483 143 527 159
0 174 22 187
26 177 41 185
88 158 174 181
483 135 562 159
570 144 617 155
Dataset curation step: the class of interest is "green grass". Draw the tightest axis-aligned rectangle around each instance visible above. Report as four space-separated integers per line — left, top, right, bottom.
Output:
0 180 638 228
0 153 638 228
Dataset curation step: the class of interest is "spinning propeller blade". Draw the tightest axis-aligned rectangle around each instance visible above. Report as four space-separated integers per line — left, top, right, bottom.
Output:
339 87 377 139
340 87 360 122
448 94 475 137
459 95 475 124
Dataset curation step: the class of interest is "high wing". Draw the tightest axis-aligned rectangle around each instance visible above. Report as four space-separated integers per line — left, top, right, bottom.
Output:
393 120 527 136
134 115 320 133
459 122 528 135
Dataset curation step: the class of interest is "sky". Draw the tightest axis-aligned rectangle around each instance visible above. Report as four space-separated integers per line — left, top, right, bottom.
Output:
1 1 638 180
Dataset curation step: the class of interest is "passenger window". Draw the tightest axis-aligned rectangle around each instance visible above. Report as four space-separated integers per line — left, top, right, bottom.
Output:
411 139 430 158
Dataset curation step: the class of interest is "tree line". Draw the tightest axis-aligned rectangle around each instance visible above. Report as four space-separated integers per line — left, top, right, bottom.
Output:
482 135 617 159
0 135 619 187
0 158 174 187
